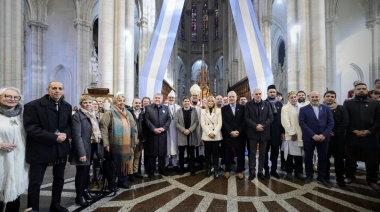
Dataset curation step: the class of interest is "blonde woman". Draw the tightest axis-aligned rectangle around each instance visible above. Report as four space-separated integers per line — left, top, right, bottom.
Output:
201 96 223 179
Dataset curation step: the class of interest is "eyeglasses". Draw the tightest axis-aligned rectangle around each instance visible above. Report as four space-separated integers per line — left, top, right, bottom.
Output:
3 95 21 101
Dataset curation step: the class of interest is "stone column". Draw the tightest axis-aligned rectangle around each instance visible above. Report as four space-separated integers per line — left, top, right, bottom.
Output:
74 20 92 93
137 17 148 71
114 0 125 94
286 0 297 92
125 0 134 103
297 0 309 92
98 0 114 92
310 0 326 92
325 17 337 91
367 20 380 85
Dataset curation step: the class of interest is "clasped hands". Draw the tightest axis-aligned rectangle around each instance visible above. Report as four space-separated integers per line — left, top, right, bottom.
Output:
353 130 371 137
312 134 325 142
208 133 215 139
0 142 17 152
154 127 165 134
256 124 264 132
230 130 240 138
56 133 67 143
183 129 190 135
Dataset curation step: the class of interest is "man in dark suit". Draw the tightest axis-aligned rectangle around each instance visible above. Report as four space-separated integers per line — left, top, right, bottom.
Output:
264 85 284 179
23 81 72 212
222 91 246 180
299 91 334 188
344 83 380 192
245 88 274 181
144 93 171 177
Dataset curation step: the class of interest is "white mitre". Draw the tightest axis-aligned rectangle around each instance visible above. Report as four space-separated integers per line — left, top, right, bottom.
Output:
168 90 175 97
190 84 201 95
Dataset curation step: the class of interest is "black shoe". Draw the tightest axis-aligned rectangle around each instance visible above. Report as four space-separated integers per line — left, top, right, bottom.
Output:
83 189 93 200
133 173 143 178
304 176 313 184
265 171 270 179
294 173 305 181
258 173 266 181
345 177 355 184
206 168 212 177
317 178 332 189
213 169 219 179
117 182 131 189
284 173 293 180
337 179 346 187
159 169 168 176
128 174 135 182
75 196 89 207
270 171 280 179
50 205 69 212
248 174 256 180
281 164 286 171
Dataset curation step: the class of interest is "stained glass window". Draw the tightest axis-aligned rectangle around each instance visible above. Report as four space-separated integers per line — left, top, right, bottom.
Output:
215 0 219 40
202 2 209 41
191 1 197 42
180 9 185 40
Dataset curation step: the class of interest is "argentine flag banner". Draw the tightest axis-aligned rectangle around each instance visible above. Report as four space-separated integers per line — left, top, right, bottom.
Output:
139 0 185 98
229 0 273 95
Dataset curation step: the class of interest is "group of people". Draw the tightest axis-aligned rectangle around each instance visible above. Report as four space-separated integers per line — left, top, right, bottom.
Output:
1 79 380 212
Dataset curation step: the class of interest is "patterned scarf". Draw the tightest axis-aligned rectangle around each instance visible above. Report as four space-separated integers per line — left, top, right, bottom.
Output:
0 103 22 117
80 108 102 143
110 105 135 175
266 97 278 113
323 101 338 110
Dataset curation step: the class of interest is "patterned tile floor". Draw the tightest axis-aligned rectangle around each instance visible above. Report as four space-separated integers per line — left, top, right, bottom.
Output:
19 160 380 212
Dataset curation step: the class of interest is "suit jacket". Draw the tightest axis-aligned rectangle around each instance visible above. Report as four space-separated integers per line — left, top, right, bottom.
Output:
144 104 171 156
299 104 334 142
201 108 223 141
265 99 285 146
245 100 274 141
175 107 199 146
24 94 72 164
221 104 245 148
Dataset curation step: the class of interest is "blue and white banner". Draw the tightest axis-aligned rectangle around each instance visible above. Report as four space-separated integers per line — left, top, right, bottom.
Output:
229 0 273 95
139 0 185 98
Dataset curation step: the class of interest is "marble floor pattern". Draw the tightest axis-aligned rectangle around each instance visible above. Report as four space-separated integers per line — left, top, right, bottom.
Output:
19 161 380 212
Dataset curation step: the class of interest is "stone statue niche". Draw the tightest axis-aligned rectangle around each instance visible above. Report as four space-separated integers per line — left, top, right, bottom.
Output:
89 43 99 87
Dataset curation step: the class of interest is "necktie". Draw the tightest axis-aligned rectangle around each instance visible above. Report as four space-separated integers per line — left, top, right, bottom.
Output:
55 102 59 111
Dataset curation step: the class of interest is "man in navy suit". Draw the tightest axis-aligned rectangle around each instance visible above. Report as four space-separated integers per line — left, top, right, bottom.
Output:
222 91 246 180
299 91 334 188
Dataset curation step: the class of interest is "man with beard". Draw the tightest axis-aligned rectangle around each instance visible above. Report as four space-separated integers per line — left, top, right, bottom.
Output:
216 95 224 108
264 85 284 179
165 90 181 173
297 91 309 107
239 96 247 106
344 83 380 192
144 93 171 177
323 91 348 187
299 91 334 188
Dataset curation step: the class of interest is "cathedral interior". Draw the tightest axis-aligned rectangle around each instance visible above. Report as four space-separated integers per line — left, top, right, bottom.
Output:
1 0 380 211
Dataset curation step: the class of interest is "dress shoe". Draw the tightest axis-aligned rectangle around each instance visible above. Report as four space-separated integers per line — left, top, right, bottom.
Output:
281 164 286 171
248 174 256 180
369 182 380 192
337 179 346 187
304 176 313 184
264 171 270 179
258 173 266 181
159 170 168 176
50 205 69 212
224 172 230 179
133 173 143 178
213 169 219 179
128 174 135 182
75 196 89 207
317 178 332 189
345 177 355 184
117 182 131 189
236 172 244 180
83 189 93 200
270 171 280 179
284 173 293 180
294 173 305 181
206 168 212 177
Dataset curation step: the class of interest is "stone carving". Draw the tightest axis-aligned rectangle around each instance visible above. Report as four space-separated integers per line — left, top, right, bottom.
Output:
90 43 99 86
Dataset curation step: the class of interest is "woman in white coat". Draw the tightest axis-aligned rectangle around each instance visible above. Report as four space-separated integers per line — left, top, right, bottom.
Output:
0 87 28 212
201 96 223 179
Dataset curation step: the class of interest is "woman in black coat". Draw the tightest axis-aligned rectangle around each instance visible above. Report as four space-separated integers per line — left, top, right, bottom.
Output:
70 95 102 206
